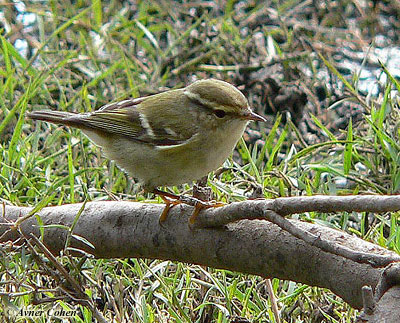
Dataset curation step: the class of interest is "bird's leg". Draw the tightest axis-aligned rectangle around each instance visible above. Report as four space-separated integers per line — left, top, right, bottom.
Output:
189 177 224 224
154 189 182 223
154 185 225 224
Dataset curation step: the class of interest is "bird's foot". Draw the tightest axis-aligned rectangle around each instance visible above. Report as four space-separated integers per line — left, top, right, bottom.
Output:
184 198 225 225
154 188 225 224
157 191 182 223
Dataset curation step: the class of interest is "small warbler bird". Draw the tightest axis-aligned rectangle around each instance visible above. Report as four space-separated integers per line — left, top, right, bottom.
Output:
28 79 266 222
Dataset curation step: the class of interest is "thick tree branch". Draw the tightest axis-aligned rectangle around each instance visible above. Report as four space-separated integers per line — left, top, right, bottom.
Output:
1 198 399 310
358 263 400 322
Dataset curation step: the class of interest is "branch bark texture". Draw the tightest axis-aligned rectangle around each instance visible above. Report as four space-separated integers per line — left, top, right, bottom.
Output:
1 197 399 309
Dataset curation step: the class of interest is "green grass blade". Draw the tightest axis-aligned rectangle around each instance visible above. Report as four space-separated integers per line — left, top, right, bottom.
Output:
25 6 92 72
380 60 400 91
8 82 32 163
344 118 353 175
239 137 261 183
0 34 36 75
265 123 288 172
318 52 358 96
0 35 12 75
92 0 102 29
310 113 336 141
67 137 75 203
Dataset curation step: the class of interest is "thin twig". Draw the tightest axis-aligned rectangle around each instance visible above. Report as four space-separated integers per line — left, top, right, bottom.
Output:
28 234 108 323
262 209 400 268
265 278 280 323
192 195 400 267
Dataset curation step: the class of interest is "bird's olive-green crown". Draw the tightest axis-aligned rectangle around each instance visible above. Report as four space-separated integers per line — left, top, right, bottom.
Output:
183 79 249 114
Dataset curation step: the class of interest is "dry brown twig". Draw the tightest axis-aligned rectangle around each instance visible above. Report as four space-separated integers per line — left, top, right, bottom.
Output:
25 233 108 323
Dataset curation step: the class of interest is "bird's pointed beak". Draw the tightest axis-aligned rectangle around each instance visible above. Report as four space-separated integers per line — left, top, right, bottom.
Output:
241 110 266 122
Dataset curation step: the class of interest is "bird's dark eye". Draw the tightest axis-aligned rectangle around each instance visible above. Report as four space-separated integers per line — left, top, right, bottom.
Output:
214 109 226 118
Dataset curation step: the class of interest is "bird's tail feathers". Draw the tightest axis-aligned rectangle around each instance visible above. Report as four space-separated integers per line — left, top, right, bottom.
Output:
27 110 88 129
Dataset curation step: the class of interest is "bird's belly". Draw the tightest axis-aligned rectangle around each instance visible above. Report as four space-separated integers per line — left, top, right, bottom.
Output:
83 120 247 189
105 138 229 188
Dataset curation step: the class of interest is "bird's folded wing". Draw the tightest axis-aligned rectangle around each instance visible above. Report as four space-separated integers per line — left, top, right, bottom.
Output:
83 100 194 147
